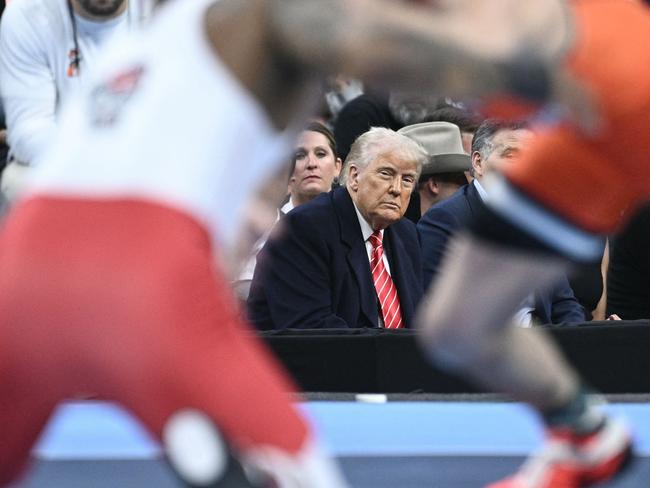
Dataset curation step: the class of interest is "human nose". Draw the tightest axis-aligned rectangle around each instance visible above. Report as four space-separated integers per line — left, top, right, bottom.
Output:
305 152 318 169
388 176 403 195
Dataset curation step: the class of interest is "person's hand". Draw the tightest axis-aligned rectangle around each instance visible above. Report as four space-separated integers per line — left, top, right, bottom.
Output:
606 314 622 321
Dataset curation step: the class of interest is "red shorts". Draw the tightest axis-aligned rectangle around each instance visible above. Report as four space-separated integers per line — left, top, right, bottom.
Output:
0 196 308 484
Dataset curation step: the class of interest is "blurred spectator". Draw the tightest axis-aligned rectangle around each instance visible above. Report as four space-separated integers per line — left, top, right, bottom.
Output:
398 121 470 217
606 204 650 320
422 105 482 155
418 119 585 325
230 161 294 302
323 74 363 124
0 0 150 199
233 122 341 301
248 127 426 330
387 91 442 127
333 93 400 163
334 90 450 162
283 121 342 212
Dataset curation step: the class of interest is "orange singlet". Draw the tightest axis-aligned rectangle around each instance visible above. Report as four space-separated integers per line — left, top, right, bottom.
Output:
503 0 650 234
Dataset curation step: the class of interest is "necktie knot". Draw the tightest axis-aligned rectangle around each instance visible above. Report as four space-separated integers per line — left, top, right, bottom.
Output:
369 230 382 250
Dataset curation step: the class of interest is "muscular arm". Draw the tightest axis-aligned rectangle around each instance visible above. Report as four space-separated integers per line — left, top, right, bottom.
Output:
266 0 573 99
206 0 589 132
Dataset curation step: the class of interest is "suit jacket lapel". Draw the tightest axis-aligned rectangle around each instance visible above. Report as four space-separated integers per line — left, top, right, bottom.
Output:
466 181 485 216
333 187 378 326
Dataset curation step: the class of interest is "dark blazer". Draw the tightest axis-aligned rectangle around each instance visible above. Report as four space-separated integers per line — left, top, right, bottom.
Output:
248 186 424 330
417 182 586 325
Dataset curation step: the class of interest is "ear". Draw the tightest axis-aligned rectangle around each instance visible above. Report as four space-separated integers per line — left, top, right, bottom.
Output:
348 164 360 192
426 177 439 197
334 157 343 177
471 151 483 178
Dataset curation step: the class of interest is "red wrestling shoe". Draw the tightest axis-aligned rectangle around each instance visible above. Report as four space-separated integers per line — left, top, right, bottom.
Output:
486 417 633 488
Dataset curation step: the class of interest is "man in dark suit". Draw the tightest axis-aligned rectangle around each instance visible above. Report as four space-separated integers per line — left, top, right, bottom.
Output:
248 127 426 330
417 119 585 325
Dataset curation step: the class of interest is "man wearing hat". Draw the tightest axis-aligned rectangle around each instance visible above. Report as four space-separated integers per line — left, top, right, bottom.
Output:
398 121 470 218
416 118 585 326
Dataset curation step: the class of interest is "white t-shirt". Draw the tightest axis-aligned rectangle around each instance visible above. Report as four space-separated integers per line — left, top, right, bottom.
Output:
25 0 294 250
0 0 150 164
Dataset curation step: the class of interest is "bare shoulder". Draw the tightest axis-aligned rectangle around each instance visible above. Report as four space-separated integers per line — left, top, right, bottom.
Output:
203 0 268 81
203 0 317 129
265 0 349 65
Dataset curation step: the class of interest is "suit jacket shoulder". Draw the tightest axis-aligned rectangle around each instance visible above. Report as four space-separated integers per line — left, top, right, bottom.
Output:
417 183 481 288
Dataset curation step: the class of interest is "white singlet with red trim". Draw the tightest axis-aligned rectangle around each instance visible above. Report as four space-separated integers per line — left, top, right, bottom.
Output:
24 0 293 248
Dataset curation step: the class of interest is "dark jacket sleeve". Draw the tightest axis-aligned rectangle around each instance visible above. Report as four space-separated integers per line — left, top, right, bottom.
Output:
535 276 587 325
550 276 587 324
417 207 461 290
247 213 349 330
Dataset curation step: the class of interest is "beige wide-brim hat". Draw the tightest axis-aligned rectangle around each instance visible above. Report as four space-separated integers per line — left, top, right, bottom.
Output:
398 121 471 176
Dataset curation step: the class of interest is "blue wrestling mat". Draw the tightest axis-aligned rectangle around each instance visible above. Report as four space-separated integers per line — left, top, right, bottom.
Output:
11 400 650 487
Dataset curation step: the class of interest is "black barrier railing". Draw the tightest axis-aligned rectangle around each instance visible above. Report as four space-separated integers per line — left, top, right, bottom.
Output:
259 322 650 394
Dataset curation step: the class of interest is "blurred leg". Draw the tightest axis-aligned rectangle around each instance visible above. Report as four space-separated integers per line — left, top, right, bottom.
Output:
110 236 346 488
418 232 578 409
0 364 56 485
0 220 58 486
419 233 633 488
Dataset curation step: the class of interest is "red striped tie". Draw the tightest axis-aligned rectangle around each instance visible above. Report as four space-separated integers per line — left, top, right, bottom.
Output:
368 230 403 329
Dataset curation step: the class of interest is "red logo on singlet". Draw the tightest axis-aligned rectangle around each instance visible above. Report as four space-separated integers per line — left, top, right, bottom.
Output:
89 65 146 127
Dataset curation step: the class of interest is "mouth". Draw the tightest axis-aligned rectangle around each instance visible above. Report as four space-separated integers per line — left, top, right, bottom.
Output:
303 175 321 182
381 202 400 210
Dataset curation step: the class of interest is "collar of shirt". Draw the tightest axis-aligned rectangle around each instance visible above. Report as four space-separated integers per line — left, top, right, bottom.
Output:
352 202 392 275
473 178 489 202
280 199 295 214
353 202 378 243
